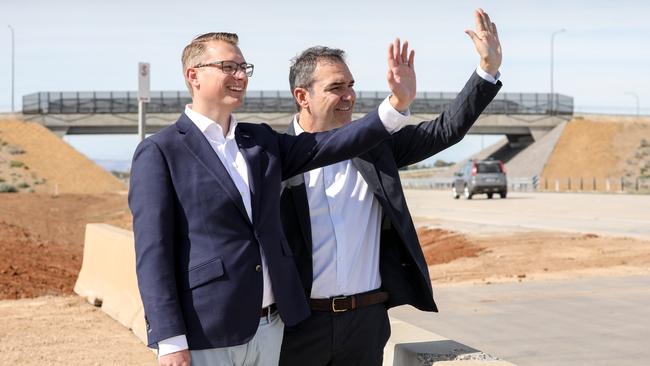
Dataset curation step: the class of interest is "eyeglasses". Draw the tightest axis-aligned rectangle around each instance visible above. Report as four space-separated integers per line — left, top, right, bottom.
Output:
193 60 254 77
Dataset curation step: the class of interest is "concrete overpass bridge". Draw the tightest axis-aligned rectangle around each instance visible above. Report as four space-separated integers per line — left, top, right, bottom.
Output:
19 90 573 153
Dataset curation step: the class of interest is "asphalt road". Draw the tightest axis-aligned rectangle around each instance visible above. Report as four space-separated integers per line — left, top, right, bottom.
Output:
390 276 650 366
394 189 650 365
403 190 650 239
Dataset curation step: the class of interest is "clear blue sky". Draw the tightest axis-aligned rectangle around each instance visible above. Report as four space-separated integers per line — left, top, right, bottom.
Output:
2 0 649 165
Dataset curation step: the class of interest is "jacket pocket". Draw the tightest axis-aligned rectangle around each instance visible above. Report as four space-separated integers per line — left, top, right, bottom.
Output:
183 257 224 290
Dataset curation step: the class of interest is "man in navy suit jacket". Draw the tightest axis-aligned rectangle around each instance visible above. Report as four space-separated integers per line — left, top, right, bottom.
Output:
279 9 502 366
129 32 417 366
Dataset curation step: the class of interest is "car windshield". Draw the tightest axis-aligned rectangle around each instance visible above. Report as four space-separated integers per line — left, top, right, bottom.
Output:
477 163 502 173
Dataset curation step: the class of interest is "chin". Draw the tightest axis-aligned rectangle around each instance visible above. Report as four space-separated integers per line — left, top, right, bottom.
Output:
227 96 244 107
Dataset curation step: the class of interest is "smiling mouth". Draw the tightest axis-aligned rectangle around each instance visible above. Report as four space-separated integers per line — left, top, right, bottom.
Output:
335 106 352 112
227 86 245 93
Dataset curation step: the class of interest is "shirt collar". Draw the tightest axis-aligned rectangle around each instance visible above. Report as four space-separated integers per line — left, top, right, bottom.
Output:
291 114 306 135
185 104 238 142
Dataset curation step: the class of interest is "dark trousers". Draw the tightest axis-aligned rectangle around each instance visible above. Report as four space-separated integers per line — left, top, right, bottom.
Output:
279 302 391 366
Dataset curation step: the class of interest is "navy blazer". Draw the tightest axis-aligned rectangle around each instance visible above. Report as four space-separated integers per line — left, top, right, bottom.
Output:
280 72 502 313
128 109 391 350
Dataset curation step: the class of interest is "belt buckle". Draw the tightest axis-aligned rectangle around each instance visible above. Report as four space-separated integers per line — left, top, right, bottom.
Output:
331 296 348 313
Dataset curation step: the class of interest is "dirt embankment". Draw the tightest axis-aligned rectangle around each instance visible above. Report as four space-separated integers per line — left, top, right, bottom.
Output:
0 193 131 299
542 117 650 191
3 192 650 299
0 119 126 194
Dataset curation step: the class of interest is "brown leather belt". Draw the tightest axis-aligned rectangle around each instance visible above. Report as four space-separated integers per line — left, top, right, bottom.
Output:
310 291 389 312
261 304 277 317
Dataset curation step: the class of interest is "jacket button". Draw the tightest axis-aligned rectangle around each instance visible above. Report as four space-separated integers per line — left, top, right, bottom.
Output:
255 264 262 272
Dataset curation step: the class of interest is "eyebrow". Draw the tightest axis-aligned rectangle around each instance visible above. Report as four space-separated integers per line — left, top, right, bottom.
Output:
326 79 355 89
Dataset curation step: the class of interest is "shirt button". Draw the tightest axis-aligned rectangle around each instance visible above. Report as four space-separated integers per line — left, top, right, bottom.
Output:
255 264 262 272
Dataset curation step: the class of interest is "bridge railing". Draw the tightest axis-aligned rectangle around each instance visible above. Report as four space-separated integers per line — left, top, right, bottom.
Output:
22 91 573 115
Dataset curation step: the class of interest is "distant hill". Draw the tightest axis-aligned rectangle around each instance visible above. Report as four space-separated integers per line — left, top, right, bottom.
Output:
0 119 126 194
541 116 650 191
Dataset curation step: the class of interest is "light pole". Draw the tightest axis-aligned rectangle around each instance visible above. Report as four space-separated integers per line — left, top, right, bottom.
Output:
8 25 14 113
550 28 566 114
624 92 640 116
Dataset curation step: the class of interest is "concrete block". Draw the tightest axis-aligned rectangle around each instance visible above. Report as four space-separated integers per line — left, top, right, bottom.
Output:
385 319 515 366
74 223 147 344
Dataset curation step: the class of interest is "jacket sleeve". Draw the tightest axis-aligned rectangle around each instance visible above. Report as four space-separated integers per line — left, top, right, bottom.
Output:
277 109 391 180
128 139 186 347
389 71 502 168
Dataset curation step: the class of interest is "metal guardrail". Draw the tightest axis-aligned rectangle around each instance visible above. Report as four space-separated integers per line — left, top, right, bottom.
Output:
401 176 650 193
400 176 539 192
22 91 574 115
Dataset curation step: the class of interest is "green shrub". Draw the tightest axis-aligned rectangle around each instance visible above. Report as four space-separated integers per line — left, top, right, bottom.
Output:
9 160 24 168
433 159 454 167
17 182 30 189
0 183 18 193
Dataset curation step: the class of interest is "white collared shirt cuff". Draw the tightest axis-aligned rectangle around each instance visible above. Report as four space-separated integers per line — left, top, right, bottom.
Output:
157 334 189 357
476 66 501 84
378 96 411 133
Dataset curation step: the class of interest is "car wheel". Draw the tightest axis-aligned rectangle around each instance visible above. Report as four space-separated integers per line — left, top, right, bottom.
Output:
452 186 460 199
487 193 493 199
500 191 507 199
464 185 473 199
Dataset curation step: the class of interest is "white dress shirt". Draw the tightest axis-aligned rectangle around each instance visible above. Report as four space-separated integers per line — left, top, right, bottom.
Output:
295 67 500 300
158 96 409 356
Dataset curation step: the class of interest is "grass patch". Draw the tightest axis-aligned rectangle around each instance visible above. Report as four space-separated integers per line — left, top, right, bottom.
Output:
0 183 18 193
10 160 24 168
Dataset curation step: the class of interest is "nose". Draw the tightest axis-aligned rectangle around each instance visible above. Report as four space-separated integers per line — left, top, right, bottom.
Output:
342 88 356 102
233 66 248 80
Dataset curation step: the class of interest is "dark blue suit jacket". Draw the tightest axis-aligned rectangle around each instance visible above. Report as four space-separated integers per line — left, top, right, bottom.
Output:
128 109 390 350
280 72 501 314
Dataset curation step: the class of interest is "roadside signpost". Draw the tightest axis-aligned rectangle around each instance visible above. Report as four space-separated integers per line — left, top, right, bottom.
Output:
138 62 150 142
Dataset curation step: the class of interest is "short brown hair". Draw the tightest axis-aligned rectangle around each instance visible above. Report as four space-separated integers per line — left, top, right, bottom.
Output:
181 32 239 95
289 47 346 110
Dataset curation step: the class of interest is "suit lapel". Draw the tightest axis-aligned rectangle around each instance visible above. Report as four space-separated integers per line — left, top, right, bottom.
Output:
286 120 314 250
236 126 263 225
176 114 251 225
287 174 313 251
352 148 388 202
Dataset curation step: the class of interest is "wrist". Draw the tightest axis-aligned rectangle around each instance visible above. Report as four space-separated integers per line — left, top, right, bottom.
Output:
389 95 409 112
480 60 498 78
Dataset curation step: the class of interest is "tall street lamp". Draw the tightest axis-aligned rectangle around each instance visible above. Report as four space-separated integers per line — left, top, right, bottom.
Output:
624 92 640 116
7 25 15 113
550 28 566 114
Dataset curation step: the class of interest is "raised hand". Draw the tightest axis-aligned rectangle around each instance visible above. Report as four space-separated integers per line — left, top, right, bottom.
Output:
464 8 502 77
387 38 416 112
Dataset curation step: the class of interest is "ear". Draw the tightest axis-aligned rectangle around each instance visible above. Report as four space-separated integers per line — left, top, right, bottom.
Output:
293 87 310 110
185 67 200 90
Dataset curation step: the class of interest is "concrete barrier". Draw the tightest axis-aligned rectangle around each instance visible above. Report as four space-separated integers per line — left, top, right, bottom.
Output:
384 319 516 366
74 223 147 343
